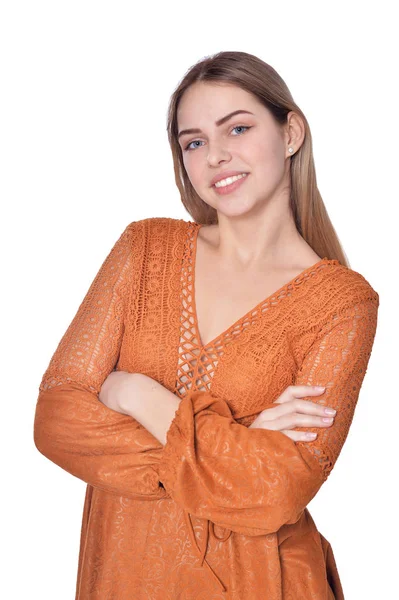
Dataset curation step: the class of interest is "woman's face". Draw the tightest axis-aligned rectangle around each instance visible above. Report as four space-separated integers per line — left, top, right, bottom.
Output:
177 81 295 219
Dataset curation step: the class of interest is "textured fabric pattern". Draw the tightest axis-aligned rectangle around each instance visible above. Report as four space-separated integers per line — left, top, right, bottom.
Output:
34 217 379 599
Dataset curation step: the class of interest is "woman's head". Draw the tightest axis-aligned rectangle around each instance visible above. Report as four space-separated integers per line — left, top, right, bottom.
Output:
176 80 304 222
167 51 349 266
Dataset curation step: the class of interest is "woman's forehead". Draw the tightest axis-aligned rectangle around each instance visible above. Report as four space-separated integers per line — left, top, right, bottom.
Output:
177 84 261 126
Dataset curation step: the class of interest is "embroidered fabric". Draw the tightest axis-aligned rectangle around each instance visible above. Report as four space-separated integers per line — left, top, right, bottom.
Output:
183 511 232 593
164 221 378 592
34 217 379 599
35 221 167 500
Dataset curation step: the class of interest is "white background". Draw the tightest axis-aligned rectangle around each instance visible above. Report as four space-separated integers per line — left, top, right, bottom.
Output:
1 1 396 598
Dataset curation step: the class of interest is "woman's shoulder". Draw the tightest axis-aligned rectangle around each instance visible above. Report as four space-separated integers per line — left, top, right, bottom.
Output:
290 261 379 359
292 261 380 346
321 260 379 309
122 216 190 240
125 216 190 230
117 217 192 266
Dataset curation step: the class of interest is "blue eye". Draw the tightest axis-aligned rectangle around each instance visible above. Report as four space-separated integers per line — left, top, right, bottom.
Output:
232 126 249 135
185 140 203 151
184 125 251 151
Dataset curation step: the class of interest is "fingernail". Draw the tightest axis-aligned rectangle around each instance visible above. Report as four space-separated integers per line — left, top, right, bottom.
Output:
324 408 336 415
314 386 325 390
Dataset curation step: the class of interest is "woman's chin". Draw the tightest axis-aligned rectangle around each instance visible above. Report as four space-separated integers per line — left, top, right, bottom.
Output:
215 197 257 218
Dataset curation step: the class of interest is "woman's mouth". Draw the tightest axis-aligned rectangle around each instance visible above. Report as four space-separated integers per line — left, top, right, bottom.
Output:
213 173 249 195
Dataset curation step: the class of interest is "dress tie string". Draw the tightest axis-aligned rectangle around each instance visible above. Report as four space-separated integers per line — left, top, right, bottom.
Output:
183 511 232 594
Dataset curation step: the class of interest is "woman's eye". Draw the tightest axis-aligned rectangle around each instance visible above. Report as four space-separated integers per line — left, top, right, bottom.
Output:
184 125 251 151
231 125 249 136
185 140 204 151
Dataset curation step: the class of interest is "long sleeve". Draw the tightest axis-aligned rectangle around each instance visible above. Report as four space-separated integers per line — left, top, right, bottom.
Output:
158 297 379 535
34 221 166 500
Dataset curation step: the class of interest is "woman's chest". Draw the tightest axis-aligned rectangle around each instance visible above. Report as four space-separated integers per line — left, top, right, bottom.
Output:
117 219 314 422
194 260 309 352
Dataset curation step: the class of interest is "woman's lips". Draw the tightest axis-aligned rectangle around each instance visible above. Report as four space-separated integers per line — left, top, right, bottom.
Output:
213 174 249 195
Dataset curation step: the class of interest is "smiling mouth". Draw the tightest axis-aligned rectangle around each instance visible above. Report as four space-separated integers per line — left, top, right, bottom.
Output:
213 173 248 188
211 173 249 196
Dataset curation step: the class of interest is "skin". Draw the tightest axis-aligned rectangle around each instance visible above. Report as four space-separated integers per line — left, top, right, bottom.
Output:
98 81 337 445
178 81 321 270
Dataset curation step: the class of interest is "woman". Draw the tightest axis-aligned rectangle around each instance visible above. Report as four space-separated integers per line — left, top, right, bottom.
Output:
34 51 379 599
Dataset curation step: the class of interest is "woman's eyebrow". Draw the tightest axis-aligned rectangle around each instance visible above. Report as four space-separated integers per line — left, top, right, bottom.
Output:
178 109 254 139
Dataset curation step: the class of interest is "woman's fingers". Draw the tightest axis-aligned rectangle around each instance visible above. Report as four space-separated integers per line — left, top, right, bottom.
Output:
262 412 335 431
262 386 335 420
249 385 337 438
273 385 327 405
280 429 318 442
248 385 337 438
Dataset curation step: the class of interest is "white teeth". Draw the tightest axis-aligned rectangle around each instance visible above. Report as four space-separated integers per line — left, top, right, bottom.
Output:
214 173 247 188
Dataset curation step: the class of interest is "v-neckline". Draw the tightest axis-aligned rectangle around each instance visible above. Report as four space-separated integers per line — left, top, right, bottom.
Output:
189 221 340 351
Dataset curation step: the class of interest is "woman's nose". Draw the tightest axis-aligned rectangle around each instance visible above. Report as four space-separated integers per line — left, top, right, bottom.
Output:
206 144 231 166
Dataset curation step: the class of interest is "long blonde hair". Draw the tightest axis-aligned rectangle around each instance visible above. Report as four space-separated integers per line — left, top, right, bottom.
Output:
166 50 349 267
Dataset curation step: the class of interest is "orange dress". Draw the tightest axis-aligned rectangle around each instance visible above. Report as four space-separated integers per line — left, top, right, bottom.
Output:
34 217 379 599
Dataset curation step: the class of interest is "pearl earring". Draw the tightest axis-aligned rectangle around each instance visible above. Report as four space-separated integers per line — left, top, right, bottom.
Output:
288 147 294 154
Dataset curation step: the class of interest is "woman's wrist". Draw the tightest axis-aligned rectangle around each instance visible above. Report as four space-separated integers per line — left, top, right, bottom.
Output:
99 370 139 415
120 373 181 445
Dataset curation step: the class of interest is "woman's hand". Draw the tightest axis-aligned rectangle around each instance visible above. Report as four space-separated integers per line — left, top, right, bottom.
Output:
98 370 138 414
248 385 336 442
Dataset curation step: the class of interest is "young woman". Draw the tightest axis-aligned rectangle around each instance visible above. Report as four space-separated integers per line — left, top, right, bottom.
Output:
34 51 379 599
